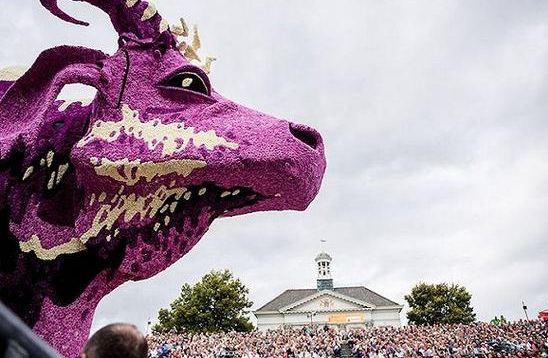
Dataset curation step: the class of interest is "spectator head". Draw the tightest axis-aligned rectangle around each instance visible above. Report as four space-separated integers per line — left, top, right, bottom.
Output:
80 323 148 358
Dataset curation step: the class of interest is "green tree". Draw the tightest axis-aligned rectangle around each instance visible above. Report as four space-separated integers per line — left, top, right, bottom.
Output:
152 269 254 334
405 283 476 325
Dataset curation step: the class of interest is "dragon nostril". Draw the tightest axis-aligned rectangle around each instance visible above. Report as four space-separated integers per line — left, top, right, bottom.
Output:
289 123 319 150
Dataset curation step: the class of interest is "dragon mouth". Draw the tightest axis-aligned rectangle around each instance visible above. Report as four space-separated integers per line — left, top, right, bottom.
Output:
84 181 269 246
87 181 270 275
19 181 270 262
140 181 268 229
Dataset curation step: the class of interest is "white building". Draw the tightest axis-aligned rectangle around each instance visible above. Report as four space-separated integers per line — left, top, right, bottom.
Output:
253 252 403 331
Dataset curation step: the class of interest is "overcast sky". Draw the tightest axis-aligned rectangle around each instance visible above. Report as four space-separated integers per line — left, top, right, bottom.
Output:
1 0 548 332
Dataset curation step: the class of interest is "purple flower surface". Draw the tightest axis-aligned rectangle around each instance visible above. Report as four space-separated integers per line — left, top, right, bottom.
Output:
0 1 326 356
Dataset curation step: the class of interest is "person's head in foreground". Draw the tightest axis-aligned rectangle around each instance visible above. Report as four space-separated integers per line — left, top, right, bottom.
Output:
80 323 148 358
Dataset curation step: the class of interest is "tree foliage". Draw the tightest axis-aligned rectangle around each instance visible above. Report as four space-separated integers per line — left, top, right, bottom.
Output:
152 269 254 334
405 283 476 325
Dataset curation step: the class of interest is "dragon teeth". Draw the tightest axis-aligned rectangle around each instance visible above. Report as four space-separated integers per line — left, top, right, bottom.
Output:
47 172 56 190
46 151 54 168
220 191 231 198
56 163 69 185
22 166 34 181
169 202 178 213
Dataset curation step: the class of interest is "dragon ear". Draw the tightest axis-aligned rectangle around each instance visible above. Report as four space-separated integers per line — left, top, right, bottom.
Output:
0 46 108 160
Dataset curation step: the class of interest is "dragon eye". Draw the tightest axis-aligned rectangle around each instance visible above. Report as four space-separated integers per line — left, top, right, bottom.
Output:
164 72 210 96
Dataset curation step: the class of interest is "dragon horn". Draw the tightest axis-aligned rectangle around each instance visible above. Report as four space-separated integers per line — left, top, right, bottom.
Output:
39 0 172 43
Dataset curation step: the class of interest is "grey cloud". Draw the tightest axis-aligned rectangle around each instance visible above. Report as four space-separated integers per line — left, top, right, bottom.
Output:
1 0 547 333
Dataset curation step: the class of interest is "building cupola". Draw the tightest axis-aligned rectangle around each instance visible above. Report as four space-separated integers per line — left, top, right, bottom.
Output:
315 251 333 290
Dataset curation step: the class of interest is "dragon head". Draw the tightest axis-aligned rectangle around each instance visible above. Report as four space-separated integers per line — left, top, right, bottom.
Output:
0 0 325 355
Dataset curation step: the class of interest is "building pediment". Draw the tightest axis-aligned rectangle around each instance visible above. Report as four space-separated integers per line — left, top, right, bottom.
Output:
280 290 375 313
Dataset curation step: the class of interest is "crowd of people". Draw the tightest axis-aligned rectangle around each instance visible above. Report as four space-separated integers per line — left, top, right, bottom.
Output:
146 320 547 358
147 328 339 358
346 320 547 358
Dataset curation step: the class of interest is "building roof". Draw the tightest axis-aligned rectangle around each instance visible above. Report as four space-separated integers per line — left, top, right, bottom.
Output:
255 286 400 312
315 252 332 261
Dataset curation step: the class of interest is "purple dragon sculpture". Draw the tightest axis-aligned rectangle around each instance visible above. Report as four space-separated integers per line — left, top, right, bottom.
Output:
0 0 326 356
